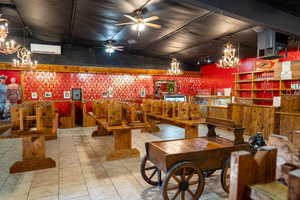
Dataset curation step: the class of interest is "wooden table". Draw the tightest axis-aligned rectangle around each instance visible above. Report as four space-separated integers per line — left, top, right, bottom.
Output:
0 121 56 173
88 112 146 161
146 113 206 139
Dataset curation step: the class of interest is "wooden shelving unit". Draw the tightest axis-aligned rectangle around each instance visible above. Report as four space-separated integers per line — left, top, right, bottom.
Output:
234 68 300 105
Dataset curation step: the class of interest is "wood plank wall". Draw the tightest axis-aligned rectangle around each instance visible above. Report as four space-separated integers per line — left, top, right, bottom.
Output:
230 104 276 137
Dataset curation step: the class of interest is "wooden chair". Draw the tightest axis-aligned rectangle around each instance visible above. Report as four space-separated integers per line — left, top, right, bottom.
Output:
36 102 58 140
229 147 300 200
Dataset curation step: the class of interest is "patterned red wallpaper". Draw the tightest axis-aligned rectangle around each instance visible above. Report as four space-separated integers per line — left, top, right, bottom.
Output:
23 72 208 101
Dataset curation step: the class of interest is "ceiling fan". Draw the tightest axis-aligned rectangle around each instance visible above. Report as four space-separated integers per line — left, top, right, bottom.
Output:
104 40 124 55
115 10 161 35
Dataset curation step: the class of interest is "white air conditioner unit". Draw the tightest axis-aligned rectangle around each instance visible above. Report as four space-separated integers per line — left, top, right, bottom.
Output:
30 43 61 55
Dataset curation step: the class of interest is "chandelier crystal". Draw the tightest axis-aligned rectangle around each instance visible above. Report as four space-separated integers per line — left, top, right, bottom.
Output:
0 18 8 42
167 58 182 75
0 40 20 54
217 42 239 68
13 47 38 69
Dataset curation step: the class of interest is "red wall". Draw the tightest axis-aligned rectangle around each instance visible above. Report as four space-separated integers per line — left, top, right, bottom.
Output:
22 71 204 101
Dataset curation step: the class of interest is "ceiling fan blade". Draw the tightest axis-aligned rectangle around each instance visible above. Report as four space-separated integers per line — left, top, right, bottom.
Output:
124 15 138 22
115 22 135 26
116 48 124 51
113 46 124 48
144 23 161 29
142 16 159 22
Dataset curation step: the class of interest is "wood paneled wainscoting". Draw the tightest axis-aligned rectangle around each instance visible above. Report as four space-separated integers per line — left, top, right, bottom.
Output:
230 104 276 137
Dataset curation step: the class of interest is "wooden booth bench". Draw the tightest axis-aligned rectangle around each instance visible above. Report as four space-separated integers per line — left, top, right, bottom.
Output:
146 112 206 139
0 121 56 173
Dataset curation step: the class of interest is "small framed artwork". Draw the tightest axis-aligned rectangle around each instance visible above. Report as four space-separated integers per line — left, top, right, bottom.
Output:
140 88 146 97
72 88 82 101
102 92 108 98
108 87 113 98
31 92 38 99
64 91 71 99
44 92 52 98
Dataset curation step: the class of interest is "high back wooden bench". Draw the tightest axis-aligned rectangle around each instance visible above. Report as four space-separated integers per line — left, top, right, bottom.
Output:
206 117 245 145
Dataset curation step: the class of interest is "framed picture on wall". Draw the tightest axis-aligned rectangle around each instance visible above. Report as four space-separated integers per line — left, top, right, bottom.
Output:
108 87 113 98
154 80 177 98
45 92 52 98
72 88 82 101
140 87 146 97
64 91 71 99
31 92 38 99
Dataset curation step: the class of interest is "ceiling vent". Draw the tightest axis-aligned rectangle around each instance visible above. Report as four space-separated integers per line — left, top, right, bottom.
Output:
257 29 288 59
30 43 61 55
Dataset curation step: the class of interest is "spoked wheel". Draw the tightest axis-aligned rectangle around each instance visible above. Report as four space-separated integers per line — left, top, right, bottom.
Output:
140 156 163 186
221 158 231 193
162 161 204 200
203 170 216 178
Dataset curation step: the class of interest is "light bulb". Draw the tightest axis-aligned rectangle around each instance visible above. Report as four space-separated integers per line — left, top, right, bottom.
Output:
131 23 145 32
105 48 114 54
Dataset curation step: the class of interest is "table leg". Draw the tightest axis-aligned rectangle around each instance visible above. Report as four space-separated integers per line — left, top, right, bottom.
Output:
10 135 56 173
92 122 111 137
142 118 160 133
185 125 198 139
106 129 140 161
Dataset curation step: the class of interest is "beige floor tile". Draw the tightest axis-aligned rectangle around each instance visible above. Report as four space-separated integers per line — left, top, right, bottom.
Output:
28 184 58 200
0 125 231 200
59 183 89 200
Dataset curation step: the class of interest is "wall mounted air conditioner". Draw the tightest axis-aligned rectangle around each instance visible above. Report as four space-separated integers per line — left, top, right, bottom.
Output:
30 43 61 55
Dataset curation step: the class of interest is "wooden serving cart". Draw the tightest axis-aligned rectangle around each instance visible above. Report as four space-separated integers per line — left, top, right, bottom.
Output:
140 119 250 200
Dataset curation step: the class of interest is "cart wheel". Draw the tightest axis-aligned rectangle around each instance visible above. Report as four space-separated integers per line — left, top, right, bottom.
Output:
203 170 216 178
162 161 204 200
221 158 231 193
140 156 163 186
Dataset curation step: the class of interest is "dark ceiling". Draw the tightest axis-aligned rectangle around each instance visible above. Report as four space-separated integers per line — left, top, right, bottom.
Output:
0 0 295 65
257 0 300 18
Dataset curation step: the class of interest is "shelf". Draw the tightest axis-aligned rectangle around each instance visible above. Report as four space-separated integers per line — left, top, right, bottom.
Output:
253 98 273 101
236 89 252 91
236 69 274 75
253 79 279 82
253 89 280 91
195 95 231 98
236 80 252 83
237 97 273 101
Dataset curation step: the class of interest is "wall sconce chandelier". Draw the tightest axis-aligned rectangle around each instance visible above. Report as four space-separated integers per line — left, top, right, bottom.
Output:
13 47 38 69
217 41 239 68
167 58 182 75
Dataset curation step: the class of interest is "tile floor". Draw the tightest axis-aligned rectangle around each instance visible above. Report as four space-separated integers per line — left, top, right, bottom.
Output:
0 124 235 200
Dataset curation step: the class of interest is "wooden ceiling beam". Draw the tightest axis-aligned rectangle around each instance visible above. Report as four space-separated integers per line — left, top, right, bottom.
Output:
0 62 201 76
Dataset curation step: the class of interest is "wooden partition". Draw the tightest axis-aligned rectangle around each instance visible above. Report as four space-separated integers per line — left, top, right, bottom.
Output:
230 103 276 137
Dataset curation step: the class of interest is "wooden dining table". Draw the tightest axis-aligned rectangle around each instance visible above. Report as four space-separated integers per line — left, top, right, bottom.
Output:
0 121 56 173
88 112 147 161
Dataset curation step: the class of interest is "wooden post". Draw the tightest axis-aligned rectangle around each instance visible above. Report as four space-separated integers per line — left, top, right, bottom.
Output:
229 147 277 200
288 169 300 200
106 129 140 161
185 125 198 139
19 107 24 131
